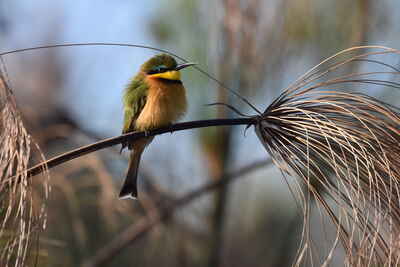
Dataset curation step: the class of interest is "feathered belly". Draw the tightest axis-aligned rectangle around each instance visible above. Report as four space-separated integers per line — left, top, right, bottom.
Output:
135 79 187 131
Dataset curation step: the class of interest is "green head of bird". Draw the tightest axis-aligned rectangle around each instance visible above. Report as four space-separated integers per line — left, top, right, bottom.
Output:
140 54 196 81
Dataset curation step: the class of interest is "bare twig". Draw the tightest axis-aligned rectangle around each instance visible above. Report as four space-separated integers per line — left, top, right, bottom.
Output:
7 118 255 182
81 159 272 267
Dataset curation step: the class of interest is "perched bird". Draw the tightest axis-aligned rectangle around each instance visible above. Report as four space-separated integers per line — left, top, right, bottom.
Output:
120 54 195 199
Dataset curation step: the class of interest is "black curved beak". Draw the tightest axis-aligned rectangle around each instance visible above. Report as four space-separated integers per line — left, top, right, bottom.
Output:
175 62 197 71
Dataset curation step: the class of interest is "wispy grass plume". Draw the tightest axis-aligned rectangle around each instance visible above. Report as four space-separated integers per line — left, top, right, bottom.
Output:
0 59 49 266
256 46 400 266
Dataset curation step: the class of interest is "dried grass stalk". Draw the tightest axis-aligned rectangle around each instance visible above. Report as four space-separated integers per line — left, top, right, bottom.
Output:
0 59 49 267
255 46 400 266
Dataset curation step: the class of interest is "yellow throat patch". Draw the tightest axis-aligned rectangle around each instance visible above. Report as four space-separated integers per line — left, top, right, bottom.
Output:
148 70 180 80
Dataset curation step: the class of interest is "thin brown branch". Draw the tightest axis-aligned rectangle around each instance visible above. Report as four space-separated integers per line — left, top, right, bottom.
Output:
81 159 272 267
8 118 256 181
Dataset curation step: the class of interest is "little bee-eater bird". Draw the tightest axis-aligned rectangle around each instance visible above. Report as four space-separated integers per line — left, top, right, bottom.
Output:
120 54 195 199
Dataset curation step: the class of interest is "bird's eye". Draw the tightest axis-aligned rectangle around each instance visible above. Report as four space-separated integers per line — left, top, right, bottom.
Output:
149 65 168 74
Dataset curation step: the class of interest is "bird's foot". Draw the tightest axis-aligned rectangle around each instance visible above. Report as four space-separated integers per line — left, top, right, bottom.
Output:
120 143 126 154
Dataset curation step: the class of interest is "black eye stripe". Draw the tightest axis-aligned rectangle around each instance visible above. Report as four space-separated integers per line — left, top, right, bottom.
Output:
148 66 171 74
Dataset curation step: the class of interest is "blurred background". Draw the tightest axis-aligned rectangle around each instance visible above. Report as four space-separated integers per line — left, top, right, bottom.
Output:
1 0 400 266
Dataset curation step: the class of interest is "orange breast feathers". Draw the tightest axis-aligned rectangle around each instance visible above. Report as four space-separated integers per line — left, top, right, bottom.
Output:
135 77 187 131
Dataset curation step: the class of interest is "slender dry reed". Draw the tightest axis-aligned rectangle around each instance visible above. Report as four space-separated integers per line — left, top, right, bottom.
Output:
256 46 400 266
0 59 49 267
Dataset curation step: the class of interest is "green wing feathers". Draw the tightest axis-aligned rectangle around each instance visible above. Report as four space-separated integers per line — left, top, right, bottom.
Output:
121 76 148 150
